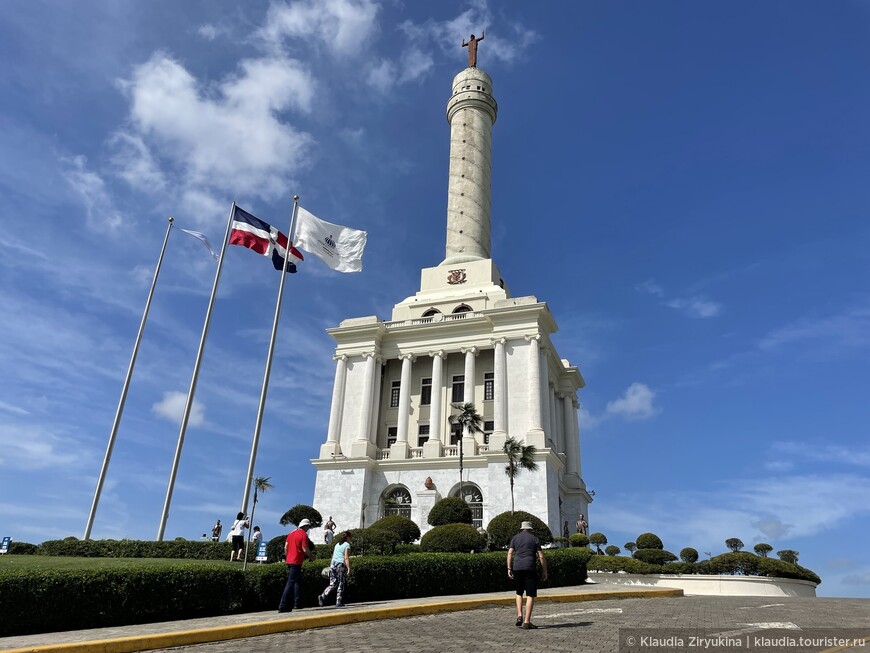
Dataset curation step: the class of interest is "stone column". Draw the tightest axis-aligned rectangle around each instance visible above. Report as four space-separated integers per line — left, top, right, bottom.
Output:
320 354 347 458
391 354 415 459
548 384 560 453
424 351 445 458
489 338 507 450
572 397 584 478
563 394 581 486
539 348 551 445
460 346 478 455
525 335 545 447
350 353 379 458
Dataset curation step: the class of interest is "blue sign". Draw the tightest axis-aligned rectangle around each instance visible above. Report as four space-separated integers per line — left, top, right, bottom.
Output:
256 540 268 562
0 537 10 554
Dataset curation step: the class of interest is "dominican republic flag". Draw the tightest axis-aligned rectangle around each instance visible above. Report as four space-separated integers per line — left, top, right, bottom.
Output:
229 205 303 273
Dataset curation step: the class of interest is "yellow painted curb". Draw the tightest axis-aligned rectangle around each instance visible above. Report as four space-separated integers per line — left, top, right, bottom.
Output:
2 588 682 653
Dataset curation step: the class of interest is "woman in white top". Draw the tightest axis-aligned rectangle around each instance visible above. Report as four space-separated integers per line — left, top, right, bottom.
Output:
228 512 249 561
318 531 352 607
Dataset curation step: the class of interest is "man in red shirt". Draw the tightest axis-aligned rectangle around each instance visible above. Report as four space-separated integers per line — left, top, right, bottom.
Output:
277 518 316 613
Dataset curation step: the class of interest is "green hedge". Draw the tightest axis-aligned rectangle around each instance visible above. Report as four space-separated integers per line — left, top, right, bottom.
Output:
8 542 38 555
37 539 240 560
633 549 678 565
0 549 591 637
427 497 473 526
569 533 589 548
420 524 485 553
486 511 553 549
635 532 663 550
587 555 663 574
369 516 421 544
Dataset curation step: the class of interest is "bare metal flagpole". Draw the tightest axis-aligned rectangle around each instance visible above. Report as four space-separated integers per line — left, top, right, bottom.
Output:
157 202 236 541
239 196 300 567
84 217 175 540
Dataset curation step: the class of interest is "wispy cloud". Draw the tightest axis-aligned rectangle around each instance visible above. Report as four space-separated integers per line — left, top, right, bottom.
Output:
60 155 124 232
758 305 870 351
152 391 206 427
605 382 659 421
636 278 722 319
770 441 870 469
259 0 380 57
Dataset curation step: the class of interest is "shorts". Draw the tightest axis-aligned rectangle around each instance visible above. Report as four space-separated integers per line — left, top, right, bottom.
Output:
231 535 244 551
513 569 538 597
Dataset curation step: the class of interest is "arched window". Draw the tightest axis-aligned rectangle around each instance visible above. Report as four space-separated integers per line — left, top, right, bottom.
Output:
452 304 472 314
450 484 483 529
382 486 412 519
422 308 441 318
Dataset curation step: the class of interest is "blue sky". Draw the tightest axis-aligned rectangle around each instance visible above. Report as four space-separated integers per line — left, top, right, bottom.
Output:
1 1 868 598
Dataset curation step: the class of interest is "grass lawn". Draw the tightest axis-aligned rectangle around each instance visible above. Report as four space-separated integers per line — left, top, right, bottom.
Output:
0 555 258 571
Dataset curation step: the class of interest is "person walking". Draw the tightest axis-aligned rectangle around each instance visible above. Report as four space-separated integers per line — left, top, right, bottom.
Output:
278 519 316 613
211 519 222 542
228 512 249 561
318 530 352 607
507 520 548 630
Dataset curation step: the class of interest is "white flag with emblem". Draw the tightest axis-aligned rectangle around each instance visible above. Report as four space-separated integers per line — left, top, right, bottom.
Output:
293 207 367 273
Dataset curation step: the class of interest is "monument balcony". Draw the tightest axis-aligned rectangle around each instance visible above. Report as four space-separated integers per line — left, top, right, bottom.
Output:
383 311 481 329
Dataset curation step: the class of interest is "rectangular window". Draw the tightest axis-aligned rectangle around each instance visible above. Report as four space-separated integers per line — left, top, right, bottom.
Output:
451 374 465 403
420 377 432 405
390 380 400 408
483 420 494 445
484 372 494 401
450 422 462 445
387 426 397 447
418 424 430 446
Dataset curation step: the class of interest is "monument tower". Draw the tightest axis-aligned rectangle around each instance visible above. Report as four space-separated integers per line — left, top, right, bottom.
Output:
311 37 591 538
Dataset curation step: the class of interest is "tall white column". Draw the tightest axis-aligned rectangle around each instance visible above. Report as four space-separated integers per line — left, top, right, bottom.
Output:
461 346 477 405
549 384 560 452
490 338 507 450
572 397 583 478
525 335 545 447
563 393 580 477
391 354 415 459
425 351 445 458
350 352 379 458
320 354 347 458
539 349 551 444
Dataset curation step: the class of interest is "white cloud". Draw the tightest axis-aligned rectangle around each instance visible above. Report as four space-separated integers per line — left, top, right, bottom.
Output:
260 0 380 57
770 441 870 469
750 517 791 540
635 279 664 297
109 132 167 192
758 305 870 350
605 382 659 420
152 391 205 427
0 424 82 470
119 52 315 215
197 23 228 41
60 155 124 231
366 59 396 92
636 278 721 319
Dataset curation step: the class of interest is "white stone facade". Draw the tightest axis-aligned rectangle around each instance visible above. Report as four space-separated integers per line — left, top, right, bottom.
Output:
310 64 591 543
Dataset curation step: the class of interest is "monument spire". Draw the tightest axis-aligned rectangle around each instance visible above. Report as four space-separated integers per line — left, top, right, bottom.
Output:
442 34 498 266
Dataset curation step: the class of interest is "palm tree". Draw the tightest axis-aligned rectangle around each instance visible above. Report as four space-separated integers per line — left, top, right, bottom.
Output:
503 437 538 513
448 402 484 496
242 475 273 570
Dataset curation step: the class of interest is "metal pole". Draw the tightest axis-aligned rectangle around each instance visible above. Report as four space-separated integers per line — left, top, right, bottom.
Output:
242 484 258 571
239 196 300 517
84 217 175 540
157 203 236 541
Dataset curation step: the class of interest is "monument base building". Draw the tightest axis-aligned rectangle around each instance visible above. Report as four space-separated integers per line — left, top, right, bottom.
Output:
311 61 591 540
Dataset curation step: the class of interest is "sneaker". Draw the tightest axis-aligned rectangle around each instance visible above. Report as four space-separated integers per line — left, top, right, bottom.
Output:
522 622 538 630
336 602 346 607
277 608 291 614
515 616 523 627
318 595 325 607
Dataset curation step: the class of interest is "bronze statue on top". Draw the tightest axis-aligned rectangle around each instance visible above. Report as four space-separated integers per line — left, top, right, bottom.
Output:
462 32 485 68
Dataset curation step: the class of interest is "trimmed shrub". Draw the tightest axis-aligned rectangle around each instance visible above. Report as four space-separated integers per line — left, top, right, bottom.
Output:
486 511 553 550
38 539 237 560
588 555 662 574
427 497 473 526
420 524 486 553
725 538 744 553
369 515 421 544
589 532 608 547
680 547 699 563
666 562 697 574
569 533 589 548
633 549 678 565
777 549 799 564
9 542 38 555
352 527 401 555
279 505 322 528
635 533 664 550
758 558 820 585
266 535 287 563
754 543 773 558
624 541 637 554
705 552 759 576
604 545 620 556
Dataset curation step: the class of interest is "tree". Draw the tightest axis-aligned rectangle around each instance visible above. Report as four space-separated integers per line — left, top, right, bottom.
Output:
680 547 699 563
502 436 539 513
243 475 273 570
427 497 473 526
624 541 637 554
754 543 773 558
777 549 799 564
279 504 323 528
589 532 608 547
605 545 620 556
448 402 484 496
725 538 744 553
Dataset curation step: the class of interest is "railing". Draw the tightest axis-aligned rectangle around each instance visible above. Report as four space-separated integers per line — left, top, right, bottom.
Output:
444 445 459 457
478 444 489 453
410 447 424 458
376 450 390 460
383 312 479 329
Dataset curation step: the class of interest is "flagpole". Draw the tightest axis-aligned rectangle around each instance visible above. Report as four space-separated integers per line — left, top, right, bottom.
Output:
157 202 236 541
83 217 175 540
239 196 300 520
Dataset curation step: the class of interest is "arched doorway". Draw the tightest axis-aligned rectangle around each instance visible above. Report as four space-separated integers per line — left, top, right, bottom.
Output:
450 484 483 529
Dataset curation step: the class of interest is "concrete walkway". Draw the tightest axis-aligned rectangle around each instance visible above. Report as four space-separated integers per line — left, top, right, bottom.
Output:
1 584 681 653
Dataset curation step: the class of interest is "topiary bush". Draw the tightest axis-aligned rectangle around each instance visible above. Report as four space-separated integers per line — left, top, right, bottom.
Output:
420 524 486 553
777 549 799 564
569 533 590 548
266 534 287 563
725 537 744 553
624 541 637 554
605 545 620 556
588 555 663 574
369 515 421 544
427 497 473 526
8 542 38 555
665 562 697 574
633 549 678 565
279 505 322 528
486 511 553 550
754 543 773 557
680 547 699 563
38 539 237 560
589 532 608 547
635 533 664 550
